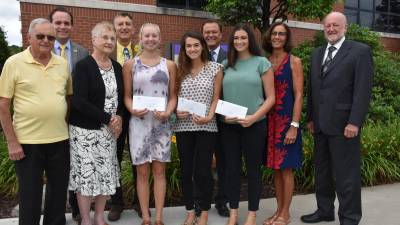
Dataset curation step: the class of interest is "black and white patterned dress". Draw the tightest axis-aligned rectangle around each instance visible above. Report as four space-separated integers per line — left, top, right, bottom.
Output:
173 61 222 132
69 67 120 196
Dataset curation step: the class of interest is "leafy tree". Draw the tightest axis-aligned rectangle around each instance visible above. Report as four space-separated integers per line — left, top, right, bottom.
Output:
205 0 336 33
0 26 11 72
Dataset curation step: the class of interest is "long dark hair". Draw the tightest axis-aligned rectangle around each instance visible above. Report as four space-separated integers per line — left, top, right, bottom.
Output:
227 23 262 69
262 22 292 54
176 31 209 93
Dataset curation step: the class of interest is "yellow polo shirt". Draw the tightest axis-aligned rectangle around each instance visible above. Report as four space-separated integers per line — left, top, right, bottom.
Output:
116 41 139 66
0 48 72 144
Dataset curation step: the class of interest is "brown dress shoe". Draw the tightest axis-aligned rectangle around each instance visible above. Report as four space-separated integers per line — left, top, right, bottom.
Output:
108 204 124 221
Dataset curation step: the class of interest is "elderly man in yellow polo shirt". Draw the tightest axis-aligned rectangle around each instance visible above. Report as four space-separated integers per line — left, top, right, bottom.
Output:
0 18 72 225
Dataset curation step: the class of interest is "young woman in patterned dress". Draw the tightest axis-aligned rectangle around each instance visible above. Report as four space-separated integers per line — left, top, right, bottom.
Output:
122 23 177 225
174 31 223 225
262 22 304 225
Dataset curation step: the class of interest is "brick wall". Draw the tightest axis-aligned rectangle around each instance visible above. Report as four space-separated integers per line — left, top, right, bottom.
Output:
20 1 399 55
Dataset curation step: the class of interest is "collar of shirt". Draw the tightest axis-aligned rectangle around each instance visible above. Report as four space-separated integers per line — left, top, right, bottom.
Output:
210 45 221 62
323 36 345 62
117 41 133 64
54 40 71 55
23 47 61 68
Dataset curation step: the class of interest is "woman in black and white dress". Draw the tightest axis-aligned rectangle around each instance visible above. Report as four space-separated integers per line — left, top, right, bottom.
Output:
68 21 124 225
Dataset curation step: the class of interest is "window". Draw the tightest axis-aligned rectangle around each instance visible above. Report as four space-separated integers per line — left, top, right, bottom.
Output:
157 0 208 10
344 0 400 33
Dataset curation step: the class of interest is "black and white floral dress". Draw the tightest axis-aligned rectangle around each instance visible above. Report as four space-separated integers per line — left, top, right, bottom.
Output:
69 67 120 196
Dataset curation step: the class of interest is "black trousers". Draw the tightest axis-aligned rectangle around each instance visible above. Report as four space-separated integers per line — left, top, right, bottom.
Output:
111 111 138 207
176 131 216 211
220 119 266 211
314 133 362 225
213 120 228 205
16 140 70 225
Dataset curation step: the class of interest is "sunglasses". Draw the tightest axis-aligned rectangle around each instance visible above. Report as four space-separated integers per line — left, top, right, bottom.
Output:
35 34 56 41
271 31 287 37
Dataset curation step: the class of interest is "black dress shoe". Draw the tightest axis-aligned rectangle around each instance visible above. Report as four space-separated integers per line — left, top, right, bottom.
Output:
215 203 230 217
300 211 334 223
194 202 201 217
108 204 124 221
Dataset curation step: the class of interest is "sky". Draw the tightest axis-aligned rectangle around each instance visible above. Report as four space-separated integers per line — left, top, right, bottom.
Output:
0 0 22 46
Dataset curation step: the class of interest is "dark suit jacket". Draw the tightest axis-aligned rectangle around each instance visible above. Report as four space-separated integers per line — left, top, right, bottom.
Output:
216 47 227 63
69 55 124 130
306 40 373 135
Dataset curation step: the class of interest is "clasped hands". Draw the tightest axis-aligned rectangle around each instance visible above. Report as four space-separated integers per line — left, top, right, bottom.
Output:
176 110 212 125
224 115 257 128
131 108 170 122
108 115 122 138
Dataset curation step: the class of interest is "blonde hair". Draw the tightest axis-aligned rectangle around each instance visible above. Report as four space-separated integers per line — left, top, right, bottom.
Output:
91 21 116 39
139 23 161 39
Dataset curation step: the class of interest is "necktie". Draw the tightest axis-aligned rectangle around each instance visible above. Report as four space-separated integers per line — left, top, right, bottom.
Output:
321 46 336 76
210 50 216 62
123 47 130 62
60 44 67 60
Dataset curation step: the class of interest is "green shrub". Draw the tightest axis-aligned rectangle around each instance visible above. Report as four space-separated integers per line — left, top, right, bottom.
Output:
0 134 18 197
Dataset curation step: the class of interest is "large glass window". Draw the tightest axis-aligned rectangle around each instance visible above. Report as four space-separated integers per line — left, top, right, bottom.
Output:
157 0 207 10
344 0 400 33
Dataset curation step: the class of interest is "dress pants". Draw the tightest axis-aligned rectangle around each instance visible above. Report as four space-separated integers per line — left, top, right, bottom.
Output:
314 133 362 225
220 119 266 211
176 131 216 211
111 110 138 207
15 140 70 225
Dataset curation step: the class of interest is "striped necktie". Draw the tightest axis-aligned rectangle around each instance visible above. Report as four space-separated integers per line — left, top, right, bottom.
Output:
321 46 336 76
123 47 131 62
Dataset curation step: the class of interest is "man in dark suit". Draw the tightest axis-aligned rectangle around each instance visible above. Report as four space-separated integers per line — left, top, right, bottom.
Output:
197 20 229 218
302 12 373 225
108 12 142 222
49 7 89 222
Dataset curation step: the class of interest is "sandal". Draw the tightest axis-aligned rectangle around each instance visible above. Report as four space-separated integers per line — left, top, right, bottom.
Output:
263 214 278 225
154 221 165 225
141 220 152 225
272 216 291 225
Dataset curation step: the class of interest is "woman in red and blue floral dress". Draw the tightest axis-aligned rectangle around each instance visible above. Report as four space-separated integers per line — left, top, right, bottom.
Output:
262 22 304 225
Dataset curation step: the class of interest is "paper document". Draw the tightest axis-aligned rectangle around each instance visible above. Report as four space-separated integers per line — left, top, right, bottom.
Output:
132 96 166 111
215 100 248 119
177 98 207 117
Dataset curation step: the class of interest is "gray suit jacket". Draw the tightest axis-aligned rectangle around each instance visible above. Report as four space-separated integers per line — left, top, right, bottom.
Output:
306 40 373 135
70 41 89 72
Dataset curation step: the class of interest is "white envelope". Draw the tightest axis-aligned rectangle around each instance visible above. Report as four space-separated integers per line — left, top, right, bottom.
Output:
177 98 207 117
132 96 166 111
215 100 248 119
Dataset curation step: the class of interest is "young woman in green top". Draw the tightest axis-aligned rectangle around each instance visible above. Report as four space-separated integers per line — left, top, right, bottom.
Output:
221 24 275 225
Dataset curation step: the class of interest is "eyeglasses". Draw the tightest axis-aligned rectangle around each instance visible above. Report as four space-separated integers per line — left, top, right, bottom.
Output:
271 31 287 37
35 34 56 41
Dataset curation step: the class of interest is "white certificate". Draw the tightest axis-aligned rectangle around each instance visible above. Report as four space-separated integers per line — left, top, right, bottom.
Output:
215 100 248 119
132 96 166 111
177 98 207 117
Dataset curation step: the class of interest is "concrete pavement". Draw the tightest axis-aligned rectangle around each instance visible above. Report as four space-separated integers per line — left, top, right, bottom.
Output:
1 183 399 225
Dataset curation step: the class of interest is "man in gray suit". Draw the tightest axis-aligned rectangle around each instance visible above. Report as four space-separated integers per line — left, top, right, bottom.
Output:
302 12 373 225
50 7 88 73
49 7 89 222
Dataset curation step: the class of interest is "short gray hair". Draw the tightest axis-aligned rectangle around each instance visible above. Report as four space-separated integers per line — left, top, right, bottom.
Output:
91 21 115 39
28 18 51 34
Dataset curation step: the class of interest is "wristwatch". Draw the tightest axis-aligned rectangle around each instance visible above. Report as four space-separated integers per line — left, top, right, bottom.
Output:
290 121 300 128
